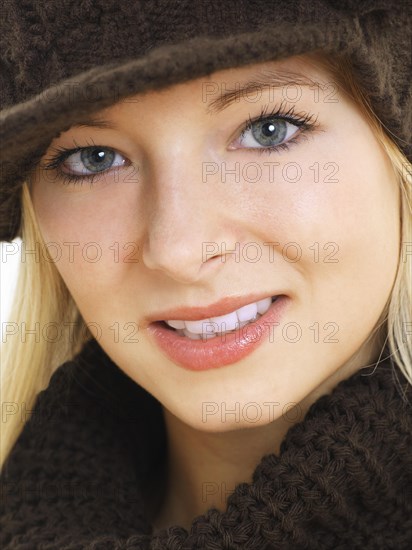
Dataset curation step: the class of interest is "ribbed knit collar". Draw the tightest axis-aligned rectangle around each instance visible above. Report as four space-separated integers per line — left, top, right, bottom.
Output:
1 339 411 549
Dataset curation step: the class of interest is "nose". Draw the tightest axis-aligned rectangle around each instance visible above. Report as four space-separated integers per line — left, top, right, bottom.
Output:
141 156 231 284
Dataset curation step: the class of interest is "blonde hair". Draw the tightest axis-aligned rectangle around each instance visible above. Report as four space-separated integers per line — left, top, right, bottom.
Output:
1 52 411 470
1 188 92 469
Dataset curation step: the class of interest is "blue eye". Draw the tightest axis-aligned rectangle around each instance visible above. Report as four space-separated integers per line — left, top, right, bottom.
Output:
233 104 318 155
61 146 127 178
239 118 297 148
41 141 128 186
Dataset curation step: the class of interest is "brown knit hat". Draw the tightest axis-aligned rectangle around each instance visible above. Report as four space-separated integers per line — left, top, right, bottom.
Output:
1 0 411 242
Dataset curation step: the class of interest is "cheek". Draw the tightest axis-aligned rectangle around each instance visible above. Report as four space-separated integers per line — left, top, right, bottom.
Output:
252 114 399 266
299 157 399 332
30 176 145 300
302 129 401 277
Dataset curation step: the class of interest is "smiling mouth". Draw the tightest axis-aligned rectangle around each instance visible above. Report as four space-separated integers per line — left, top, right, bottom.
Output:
146 295 289 371
157 295 279 340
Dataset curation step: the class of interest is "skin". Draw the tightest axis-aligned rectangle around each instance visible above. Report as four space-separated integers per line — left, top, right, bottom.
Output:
30 54 400 531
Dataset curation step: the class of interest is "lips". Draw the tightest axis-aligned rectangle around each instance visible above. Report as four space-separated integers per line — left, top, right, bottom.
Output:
143 292 285 326
164 296 275 339
145 294 289 371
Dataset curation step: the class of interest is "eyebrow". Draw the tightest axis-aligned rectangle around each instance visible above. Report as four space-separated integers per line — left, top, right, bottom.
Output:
71 118 117 130
206 70 319 115
70 69 320 129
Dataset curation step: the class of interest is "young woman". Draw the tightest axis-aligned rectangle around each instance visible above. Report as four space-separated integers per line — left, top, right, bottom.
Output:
1 1 411 548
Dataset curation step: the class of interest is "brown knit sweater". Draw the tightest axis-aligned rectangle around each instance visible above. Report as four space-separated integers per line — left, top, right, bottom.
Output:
1 339 411 549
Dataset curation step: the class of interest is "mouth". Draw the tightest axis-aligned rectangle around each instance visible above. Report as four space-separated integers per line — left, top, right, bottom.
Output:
146 294 289 371
156 295 280 340
145 291 284 327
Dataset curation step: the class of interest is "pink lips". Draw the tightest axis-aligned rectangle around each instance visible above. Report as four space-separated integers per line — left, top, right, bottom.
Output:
146 295 289 371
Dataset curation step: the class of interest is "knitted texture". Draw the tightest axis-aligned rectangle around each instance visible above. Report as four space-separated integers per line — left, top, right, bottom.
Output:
0 0 411 241
1 339 411 549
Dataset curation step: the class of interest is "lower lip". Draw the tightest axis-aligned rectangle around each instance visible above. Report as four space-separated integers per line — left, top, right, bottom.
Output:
146 295 289 371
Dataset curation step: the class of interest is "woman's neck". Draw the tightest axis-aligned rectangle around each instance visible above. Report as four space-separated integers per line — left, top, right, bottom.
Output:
151 338 382 532
152 411 289 532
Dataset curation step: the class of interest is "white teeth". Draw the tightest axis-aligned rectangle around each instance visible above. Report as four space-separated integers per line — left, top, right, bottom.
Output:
165 295 275 338
167 320 186 329
210 311 239 333
185 319 209 334
256 297 272 314
201 321 219 337
236 302 258 322
201 331 217 341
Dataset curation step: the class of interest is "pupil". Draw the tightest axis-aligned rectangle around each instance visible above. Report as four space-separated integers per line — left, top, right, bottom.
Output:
93 151 105 163
81 147 115 172
252 119 287 147
263 123 276 137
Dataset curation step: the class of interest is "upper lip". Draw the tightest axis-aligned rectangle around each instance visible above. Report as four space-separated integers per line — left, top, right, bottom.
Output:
145 292 281 326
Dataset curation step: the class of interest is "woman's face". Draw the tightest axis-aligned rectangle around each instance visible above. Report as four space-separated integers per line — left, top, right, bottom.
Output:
31 55 400 431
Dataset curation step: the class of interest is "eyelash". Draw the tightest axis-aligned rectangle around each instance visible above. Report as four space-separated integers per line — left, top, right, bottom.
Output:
41 103 318 186
240 103 318 155
41 138 113 187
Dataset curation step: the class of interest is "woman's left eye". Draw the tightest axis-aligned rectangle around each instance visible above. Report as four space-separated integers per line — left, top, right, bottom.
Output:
231 105 317 154
235 118 299 149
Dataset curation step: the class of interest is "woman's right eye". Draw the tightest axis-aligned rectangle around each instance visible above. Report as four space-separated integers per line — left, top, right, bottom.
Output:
65 147 127 175
42 145 129 186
